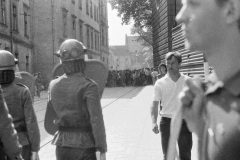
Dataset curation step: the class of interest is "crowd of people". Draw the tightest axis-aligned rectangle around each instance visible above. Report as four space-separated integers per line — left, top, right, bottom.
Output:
106 65 167 87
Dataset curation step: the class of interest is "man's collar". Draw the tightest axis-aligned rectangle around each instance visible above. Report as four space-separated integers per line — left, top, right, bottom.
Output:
166 72 183 82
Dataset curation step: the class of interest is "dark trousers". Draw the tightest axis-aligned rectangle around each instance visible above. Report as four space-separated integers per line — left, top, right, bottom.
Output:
160 117 192 160
56 146 96 160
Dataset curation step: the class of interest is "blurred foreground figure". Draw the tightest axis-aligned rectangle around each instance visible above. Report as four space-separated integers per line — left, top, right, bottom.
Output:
0 50 40 160
0 85 23 160
46 39 107 160
176 0 240 159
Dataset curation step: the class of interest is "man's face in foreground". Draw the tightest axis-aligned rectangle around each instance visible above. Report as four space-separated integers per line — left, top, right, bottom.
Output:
166 56 180 75
176 0 226 55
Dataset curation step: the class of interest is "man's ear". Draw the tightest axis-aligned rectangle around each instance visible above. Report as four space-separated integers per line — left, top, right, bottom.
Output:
225 0 240 24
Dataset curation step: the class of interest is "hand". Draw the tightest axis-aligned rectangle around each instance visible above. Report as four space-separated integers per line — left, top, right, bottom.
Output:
31 152 39 160
152 123 159 134
100 153 106 160
179 78 205 135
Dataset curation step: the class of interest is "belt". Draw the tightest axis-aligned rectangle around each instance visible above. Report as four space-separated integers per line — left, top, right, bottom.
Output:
58 126 92 132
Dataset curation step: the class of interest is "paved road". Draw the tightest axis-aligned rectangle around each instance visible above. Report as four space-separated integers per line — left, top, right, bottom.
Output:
34 86 198 160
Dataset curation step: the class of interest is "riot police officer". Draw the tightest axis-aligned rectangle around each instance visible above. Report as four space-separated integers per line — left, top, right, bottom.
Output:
0 85 23 160
47 39 107 160
0 50 40 160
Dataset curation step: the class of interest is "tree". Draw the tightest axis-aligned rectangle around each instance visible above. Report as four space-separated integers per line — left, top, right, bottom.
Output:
131 26 152 47
109 0 153 67
109 0 152 46
109 0 152 29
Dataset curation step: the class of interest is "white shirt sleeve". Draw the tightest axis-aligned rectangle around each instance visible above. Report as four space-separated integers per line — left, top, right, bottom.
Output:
152 82 162 102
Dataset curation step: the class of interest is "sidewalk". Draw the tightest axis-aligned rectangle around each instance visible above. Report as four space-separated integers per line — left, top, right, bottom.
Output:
38 86 197 160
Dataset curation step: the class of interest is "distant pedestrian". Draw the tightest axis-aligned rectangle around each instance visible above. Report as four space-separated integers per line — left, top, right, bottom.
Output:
150 52 192 160
157 63 167 79
35 72 43 97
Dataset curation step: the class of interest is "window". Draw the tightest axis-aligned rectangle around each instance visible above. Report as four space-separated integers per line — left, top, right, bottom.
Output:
12 4 18 31
91 29 94 49
94 5 96 21
96 7 99 22
79 20 83 42
72 15 76 38
24 12 28 36
62 10 68 37
101 28 104 46
98 33 100 50
88 55 93 59
0 0 6 25
78 0 82 10
95 32 97 50
106 31 108 47
86 26 90 48
86 0 89 15
90 1 93 18
98 33 101 50
26 55 29 72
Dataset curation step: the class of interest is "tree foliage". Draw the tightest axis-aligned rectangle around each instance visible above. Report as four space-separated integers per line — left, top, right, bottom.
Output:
109 0 152 29
109 0 153 67
131 26 152 47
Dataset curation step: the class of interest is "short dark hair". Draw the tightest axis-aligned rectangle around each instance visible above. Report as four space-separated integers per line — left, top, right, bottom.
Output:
158 63 167 72
158 63 167 69
165 51 182 64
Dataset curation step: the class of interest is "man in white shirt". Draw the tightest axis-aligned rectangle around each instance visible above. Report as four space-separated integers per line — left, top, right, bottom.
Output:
150 51 192 160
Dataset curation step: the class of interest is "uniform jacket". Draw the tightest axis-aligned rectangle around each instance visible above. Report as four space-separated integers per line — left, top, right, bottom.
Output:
0 85 22 159
49 73 107 153
200 72 240 160
2 83 40 152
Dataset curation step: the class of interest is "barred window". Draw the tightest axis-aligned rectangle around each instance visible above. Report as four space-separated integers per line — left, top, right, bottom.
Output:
0 0 6 24
86 0 89 15
12 4 18 31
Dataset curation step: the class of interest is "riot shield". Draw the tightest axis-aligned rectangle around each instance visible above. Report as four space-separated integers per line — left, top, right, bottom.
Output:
45 59 108 135
52 59 108 97
14 71 35 100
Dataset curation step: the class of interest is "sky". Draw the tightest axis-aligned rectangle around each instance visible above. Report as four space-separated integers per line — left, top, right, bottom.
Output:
107 3 133 46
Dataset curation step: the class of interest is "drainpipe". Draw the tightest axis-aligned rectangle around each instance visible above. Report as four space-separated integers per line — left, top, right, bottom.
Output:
51 0 55 68
10 0 13 53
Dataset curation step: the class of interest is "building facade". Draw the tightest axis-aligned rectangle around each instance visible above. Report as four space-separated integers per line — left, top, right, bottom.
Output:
0 0 34 73
109 35 152 71
33 0 109 87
